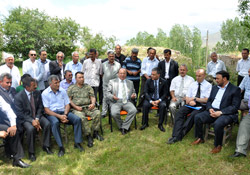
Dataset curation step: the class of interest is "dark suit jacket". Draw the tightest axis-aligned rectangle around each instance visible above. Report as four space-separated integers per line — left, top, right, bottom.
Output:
206 82 241 121
14 90 44 124
144 78 168 102
49 60 66 81
158 59 179 81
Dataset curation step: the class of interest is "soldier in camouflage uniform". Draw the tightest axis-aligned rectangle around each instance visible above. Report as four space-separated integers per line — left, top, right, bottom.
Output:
68 72 103 148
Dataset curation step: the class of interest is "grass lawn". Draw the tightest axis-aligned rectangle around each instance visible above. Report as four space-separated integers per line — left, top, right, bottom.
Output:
0 111 250 175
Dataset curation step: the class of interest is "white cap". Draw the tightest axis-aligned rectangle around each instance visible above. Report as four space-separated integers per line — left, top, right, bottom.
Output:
3 52 14 60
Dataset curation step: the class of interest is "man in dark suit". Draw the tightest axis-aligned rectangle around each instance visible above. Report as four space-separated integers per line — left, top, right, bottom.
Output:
158 49 179 86
140 67 168 132
14 77 52 162
49 51 66 81
192 70 241 154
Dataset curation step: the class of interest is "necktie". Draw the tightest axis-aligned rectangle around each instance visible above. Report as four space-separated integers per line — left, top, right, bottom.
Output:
154 80 158 99
122 80 127 104
179 77 184 97
30 93 36 118
195 83 201 98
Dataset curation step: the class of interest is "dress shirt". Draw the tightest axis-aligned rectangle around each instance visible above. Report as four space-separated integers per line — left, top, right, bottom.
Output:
165 59 171 79
102 61 121 87
65 61 83 79
236 57 250 77
24 89 31 101
0 96 16 126
206 59 227 78
248 97 250 114
22 58 45 89
170 75 195 97
59 79 74 91
0 64 21 89
140 57 159 76
239 75 250 101
42 86 70 112
152 79 159 100
211 82 229 109
117 79 128 99
82 58 102 87
38 58 51 82
186 80 212 101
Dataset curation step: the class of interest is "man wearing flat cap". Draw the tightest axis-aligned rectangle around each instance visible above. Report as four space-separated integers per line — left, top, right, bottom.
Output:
122 48 142 96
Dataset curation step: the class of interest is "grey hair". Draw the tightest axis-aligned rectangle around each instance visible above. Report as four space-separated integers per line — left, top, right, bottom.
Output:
210 52 217 57
56 51 65 58
48 75 60 85
115 44 121 48
107 51 115 56
72 51 79 56
179 64 188 71
0 73 12 81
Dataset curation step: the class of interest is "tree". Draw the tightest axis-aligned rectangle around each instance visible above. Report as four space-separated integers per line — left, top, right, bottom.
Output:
238 0 250 37
2 7 80 59
80 27 116 56
191 27 202 67
155 28 168 47
0 21 3 61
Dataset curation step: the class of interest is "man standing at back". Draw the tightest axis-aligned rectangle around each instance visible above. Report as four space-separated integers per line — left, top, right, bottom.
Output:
236 48 250 86
65 51 82 80
115 45 126 67
49 51 65 81
206 52 226 79
38 50 51 90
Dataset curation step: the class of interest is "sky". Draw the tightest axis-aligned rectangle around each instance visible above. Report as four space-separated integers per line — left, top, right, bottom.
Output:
0 0 239 45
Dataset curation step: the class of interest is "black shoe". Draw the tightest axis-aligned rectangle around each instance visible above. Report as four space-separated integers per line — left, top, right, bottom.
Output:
230 152 246 158
93 131 104 141
121 128 127 135
87 135 94 148
158 125 165 132
140 124 149 130
43 146 53 155
28 153 36 162
74 143 84 152
58 147 65 157
13 159 31 168
167 137 180 144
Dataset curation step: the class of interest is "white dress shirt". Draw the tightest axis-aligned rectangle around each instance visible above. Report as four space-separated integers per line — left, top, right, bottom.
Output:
211 82 229 109
236 57 250 77
0 64 21 88
186 80 212 100
165 59 171 79
170 75 195 97
206 59 227 78
0 96 17 126
117 79 128 99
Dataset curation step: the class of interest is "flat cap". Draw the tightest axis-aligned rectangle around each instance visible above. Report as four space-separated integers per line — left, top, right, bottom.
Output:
132 48 139 53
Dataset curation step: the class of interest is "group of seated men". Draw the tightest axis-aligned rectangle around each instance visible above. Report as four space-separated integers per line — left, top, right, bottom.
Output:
0 46 250 168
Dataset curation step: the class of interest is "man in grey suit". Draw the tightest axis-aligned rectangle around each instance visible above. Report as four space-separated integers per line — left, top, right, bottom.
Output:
107 68 137 135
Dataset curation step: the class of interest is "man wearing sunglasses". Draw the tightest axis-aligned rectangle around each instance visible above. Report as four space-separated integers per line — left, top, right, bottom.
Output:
49 51 66 81
22 50 44 90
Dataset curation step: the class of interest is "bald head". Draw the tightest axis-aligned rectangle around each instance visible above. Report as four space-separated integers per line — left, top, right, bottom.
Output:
118 68 127 80
196 69 206 83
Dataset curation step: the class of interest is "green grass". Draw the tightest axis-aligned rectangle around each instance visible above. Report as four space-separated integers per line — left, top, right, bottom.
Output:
1 111 250 175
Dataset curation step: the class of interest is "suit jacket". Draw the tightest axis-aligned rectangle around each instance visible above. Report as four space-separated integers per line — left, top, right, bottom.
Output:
206 82 241 121
144 78 168 102
158 59 179 81
49 60 66 81
14 90 44 124
107 78 135 104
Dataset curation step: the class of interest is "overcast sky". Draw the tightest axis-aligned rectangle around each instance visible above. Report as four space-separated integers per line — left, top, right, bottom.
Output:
0 0 239 45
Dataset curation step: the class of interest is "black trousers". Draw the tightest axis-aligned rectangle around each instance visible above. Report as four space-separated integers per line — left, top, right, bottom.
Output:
142 100 166 125
137 76 147 108
92 86 99 103
194 110 234 146
237 75 244 86
23 116 51 153
132 80 140 96
0 124 24 160
98 76 103 105
172 106 205 140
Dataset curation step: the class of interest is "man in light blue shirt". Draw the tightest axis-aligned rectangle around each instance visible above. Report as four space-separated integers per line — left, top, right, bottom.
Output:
206 52 227 78
65 51 82 79
239 68 250 116
42 75 83 157
59 70 74 91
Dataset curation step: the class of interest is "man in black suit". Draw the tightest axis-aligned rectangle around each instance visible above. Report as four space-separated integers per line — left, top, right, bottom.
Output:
49 51 66 81
192 70 241 154
140 67 168 132
14 77 52 161
158 49 179 86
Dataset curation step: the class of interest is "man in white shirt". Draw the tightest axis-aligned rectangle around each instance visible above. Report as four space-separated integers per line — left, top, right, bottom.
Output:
38 50 50 89
236 48 250 86
169 64 195 123
22 50 44 90
206 52 227 78
0 53 21 89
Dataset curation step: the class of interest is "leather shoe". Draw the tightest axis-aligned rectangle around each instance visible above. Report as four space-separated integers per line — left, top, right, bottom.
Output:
210 145 222 154
13 159 31 168
191 138 204 145
87 135 94 148
167 137 180 144
58 147 65 157
230 152 246 158
74 143 84 152
121 128 127 135
93 131 104 141
29 153 36 162
158 125 165 132
43 146 53 154
140 124 149 130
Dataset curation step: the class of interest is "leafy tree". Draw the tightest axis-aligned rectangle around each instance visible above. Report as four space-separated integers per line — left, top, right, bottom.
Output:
155 28 168 47
238 0 250 37
191 27 202 67
0 21 3 61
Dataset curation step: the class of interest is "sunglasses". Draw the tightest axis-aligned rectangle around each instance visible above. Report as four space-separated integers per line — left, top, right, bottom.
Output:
30 54 36 56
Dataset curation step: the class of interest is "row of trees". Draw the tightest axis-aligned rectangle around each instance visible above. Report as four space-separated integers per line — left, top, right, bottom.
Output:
126 26 203 67
0 7 116 60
